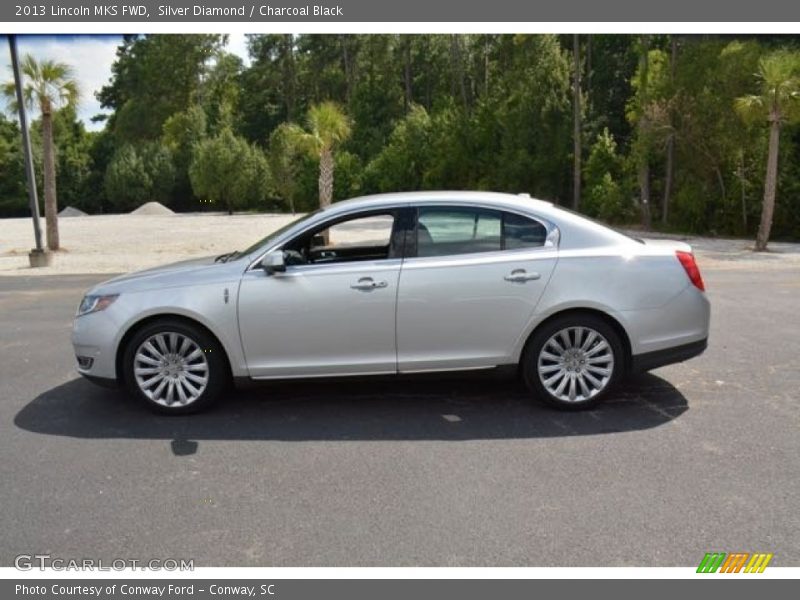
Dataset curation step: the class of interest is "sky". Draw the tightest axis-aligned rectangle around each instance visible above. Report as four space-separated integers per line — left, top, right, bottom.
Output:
1 34 251 131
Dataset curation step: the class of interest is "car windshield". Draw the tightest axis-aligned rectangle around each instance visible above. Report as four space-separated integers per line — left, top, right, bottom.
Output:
228 210 324 260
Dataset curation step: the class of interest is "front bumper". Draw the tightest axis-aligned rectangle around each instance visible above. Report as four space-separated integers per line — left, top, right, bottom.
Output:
71 310 121 381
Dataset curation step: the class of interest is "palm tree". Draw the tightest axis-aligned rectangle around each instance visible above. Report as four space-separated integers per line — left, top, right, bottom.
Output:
291 101 351 209
3 55 79 251
735 51 800 251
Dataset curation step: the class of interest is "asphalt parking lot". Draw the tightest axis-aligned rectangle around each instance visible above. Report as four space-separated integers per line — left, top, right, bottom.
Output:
1 266 798 567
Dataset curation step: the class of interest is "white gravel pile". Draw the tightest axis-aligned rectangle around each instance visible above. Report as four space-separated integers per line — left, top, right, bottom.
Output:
130 202 175 216
58 206 88 217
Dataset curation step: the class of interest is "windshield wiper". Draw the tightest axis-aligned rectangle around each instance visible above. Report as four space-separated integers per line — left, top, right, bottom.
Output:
214 251 239 263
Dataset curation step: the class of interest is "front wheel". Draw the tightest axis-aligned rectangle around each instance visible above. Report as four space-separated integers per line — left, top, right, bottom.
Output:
521 314 624 410
122 319 227 414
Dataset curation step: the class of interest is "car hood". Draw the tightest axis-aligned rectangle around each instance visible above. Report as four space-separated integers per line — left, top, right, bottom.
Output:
89 255 241 294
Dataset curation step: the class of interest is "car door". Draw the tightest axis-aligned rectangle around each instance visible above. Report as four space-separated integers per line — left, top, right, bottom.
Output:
396 205 557 372
238 209 406 378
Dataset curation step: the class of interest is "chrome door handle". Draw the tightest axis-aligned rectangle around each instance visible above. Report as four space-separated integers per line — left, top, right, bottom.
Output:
350 277 388 291
504 269 541 283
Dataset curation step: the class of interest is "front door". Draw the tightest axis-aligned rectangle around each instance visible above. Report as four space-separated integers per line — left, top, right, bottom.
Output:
238 210 404 378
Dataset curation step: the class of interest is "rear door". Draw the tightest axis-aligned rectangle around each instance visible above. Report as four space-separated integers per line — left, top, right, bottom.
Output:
396 205 557 372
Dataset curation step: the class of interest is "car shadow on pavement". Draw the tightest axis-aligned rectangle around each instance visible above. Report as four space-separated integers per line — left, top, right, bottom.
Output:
15 372 687 447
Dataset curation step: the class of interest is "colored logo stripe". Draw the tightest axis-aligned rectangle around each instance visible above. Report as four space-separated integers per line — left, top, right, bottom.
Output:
697 553 726 573
697 552 773 573
720 553 749 573
744 553 773 573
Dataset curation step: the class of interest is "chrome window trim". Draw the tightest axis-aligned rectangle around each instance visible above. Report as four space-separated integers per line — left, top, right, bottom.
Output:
245 200 560 272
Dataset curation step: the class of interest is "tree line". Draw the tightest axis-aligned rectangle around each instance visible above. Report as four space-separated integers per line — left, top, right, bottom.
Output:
2 34 800 250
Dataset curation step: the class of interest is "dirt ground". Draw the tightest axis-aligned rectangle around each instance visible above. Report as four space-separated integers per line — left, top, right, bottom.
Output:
1 212 799 276
0 213 299 276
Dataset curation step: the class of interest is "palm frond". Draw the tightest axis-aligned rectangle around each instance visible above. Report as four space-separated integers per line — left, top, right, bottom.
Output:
734 94 767 124
307 101 352 150
5 54 80 114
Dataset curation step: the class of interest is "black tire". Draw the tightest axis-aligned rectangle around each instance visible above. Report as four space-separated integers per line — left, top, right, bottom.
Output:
521 313 625 411
122 318 228 414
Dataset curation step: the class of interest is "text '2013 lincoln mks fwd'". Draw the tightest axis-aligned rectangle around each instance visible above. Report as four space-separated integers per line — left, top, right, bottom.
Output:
72 192 710 413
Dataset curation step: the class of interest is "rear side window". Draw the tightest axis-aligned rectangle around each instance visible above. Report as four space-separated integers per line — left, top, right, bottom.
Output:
503 212 547 249
417 207 502 257
415 207 548 257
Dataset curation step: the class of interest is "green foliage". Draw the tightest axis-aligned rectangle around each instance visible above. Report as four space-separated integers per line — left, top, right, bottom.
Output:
189 128 270 214
735 50 800 126
582 128 633 222
363 105 432 192
51 106 99 213
162 105 208 210
104 143 175 212
98 34 224 142
268 122 304 213
333 151 363 200
302 101 352 156
0 114 27 215
2 54 79 114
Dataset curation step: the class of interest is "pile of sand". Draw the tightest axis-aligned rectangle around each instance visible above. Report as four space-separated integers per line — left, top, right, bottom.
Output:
130 201 174 216
58 206 88 217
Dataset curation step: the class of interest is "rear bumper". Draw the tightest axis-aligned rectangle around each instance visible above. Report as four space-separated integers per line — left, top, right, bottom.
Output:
630 338 708 373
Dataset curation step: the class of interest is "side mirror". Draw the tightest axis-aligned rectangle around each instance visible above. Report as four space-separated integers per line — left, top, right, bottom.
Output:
261 250 286 275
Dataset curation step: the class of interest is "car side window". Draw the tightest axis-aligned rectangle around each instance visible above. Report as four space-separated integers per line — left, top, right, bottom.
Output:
284 212 398 265
417 207 502 257
503 211 548 249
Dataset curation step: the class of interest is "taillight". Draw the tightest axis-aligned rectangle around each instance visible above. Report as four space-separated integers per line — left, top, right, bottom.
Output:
676 251 705 291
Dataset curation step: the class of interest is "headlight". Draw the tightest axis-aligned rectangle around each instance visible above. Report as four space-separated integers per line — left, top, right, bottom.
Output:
76 294 119 317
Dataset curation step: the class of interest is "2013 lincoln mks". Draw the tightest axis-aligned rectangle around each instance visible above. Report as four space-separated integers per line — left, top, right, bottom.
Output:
72 192 710 413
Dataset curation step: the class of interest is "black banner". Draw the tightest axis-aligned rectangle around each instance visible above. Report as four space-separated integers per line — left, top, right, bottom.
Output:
5 0 800 22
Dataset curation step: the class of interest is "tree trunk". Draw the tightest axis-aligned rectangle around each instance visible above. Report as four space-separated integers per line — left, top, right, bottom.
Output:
639 163 651 230
319 148 334 209
756 117 781 251
663 134 674 224
662 37 677 225
450 35 468 110
572 34 582 210
403 36 413 112
282 34 296 121
41 100 60 251
738 155 748 234
341 35 352 105
638 35 651 231
586 34 592 95
483 35 490 98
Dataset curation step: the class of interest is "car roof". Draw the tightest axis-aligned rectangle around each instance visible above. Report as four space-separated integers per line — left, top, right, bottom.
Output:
323 191 556 216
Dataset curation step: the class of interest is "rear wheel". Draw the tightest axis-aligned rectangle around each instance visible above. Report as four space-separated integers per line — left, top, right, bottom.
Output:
522 314 624 410
122 319 227 414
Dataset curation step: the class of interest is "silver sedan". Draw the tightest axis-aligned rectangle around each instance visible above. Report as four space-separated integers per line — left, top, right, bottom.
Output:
72 192 710 413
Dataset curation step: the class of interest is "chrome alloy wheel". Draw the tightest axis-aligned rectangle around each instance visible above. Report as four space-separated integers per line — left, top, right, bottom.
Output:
133 332 209 407
537 326 615 403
